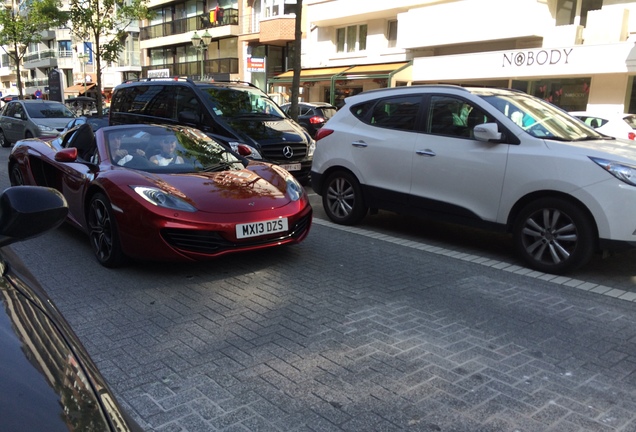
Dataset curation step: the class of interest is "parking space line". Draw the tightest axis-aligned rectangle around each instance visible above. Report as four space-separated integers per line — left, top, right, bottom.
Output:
313 218 636 303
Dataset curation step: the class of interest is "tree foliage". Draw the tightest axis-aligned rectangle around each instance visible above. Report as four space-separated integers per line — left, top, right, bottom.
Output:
0 0 67 98
67 0 150 114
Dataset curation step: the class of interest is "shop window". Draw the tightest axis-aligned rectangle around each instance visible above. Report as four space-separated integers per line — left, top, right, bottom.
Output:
529 78 590 112
336 24 367 53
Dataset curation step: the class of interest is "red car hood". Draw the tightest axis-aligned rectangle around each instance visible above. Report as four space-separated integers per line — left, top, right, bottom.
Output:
143 166 295 214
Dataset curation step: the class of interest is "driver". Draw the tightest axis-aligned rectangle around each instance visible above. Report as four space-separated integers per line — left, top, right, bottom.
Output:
110 132 146 166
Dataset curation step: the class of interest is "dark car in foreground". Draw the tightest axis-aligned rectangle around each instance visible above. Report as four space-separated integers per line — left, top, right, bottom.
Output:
280 101 338 138
9 122 312 267
0 185 143 431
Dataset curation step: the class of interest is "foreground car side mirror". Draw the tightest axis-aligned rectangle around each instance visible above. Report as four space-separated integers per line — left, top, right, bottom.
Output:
474 122 503 143
0 186 68 247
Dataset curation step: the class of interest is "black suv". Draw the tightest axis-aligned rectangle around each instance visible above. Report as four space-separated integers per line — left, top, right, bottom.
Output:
109 78 314 182
280 101 337 138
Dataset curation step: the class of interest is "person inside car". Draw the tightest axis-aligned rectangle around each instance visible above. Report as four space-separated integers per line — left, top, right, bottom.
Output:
109 132 146 166
149 137 184 166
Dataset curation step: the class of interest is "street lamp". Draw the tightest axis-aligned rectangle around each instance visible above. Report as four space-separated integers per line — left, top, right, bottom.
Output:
78 52 89 96
191 30 212 80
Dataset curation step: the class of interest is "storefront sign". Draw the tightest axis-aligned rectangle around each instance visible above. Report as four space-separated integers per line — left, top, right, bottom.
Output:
503 48 573 68
247 57 265 73
148 69 170 78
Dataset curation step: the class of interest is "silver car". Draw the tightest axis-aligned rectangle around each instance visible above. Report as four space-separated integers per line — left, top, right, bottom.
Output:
0 100 76 147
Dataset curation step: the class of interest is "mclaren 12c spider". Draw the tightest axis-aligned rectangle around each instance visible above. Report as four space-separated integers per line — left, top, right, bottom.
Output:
8 123 312 267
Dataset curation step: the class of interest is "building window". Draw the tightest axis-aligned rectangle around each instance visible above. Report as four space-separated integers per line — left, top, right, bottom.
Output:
388 20 397 48
264 0 279 17
336 24 367 53
556 0 603 27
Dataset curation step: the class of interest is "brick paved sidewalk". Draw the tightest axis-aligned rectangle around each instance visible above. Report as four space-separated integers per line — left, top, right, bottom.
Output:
12 220 636 432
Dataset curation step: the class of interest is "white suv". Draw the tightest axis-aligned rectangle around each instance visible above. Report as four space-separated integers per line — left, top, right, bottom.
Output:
311 85 636 274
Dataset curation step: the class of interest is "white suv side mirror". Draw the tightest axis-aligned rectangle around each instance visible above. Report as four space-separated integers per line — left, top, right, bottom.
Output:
474 122 503 142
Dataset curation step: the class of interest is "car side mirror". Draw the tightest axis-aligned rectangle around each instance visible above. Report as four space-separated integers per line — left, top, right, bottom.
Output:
0 186 68 247
55 148 79 162
474 123 503 143
13 113 22 120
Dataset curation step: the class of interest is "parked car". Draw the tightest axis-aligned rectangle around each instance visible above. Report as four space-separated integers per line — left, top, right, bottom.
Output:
65 96 98 116
280 101 338 138
311 85 636 274
109 77 315 183
0 99 76 147
60 115 109 135
9 122 312 267
0 185 143 431
569 111 636 141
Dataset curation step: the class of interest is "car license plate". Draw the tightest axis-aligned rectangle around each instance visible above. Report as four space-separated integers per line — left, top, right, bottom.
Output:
236 218 289 239
280 163 301 172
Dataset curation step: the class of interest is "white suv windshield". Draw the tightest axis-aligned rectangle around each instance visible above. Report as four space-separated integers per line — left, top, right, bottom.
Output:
199 86 285 119
475 90 605 141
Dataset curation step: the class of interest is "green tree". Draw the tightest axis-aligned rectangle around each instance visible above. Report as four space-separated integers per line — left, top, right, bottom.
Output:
0 0 66 99
67 0 150 115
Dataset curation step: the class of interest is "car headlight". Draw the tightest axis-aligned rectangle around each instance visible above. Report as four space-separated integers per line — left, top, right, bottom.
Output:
286 176 303 201
307 139 316 158
229 142 262 160
37 124 55 133
590 157 636 186
132 186 197 212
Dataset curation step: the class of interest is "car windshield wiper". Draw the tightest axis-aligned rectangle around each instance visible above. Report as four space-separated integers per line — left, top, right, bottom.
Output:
573 135 614 142
232 112 282 119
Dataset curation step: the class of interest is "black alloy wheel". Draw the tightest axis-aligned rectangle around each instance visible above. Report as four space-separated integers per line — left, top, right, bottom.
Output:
513 198 595 274
9 163 24 186
88 193 124 267
322 170 368 225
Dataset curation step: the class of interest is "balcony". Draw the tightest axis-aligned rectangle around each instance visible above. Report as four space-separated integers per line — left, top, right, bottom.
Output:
23 49 58 69
258 16 295 45
141 57 238 79
140 8 238 41
25 77 49 88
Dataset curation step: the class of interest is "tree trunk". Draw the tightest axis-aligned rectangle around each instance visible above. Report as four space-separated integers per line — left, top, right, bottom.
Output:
289 0 303 121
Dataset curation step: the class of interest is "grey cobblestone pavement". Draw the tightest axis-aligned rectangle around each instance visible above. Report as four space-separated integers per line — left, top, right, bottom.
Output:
11 214 636 432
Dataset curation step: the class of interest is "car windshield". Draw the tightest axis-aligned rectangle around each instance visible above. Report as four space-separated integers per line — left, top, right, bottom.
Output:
108 125 245 173
199 86 285 119
475 90 605 141
25 102 76 119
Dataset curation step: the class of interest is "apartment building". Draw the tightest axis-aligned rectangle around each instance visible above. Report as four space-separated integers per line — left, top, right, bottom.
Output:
7 0 635 116
138 0 301 99
269 0 636 114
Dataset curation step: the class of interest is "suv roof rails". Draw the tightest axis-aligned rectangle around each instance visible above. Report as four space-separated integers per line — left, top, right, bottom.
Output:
197 79 260 89
121 77 261 90
122 76 196 84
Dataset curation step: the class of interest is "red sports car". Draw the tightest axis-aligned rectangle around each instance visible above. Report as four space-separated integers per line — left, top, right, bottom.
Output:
8 123 312 267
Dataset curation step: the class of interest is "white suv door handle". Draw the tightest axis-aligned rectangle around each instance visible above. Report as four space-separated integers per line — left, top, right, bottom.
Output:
351 140 367 148
416 149 436 157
